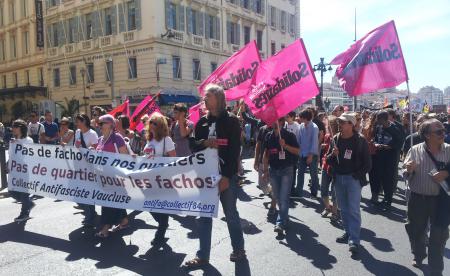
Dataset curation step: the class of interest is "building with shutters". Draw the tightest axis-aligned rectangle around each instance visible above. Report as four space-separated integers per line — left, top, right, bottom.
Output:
0 0 47 123
42 0 299 116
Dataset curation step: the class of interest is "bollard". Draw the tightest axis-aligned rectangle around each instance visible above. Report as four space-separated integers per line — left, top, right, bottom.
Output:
0 141 7 190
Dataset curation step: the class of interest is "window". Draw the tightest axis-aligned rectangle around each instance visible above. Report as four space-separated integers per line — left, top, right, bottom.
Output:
38 67 44 86
270 7 276 27
289 14 295 34
2 75 6 88
256 30 263 50
105 60 113 81
23 31 29 55
69 66 77 85
188 9 204 36
68 18 77 43
0 4 4 27
241 0 250 9
21 0 27 18
9 2 14 23
105 8 113 35
0 39 4 61
87 63 94 83
227 21 240 45
25 70 30 85
271 41 276 56
10 34 16 58
49 0 58 8
211 62 217 73
280 11 287 31
86 13 93 40
244 26 251 45
172 56 181 79
127 0 136 30
128 57 137 79
193 59 201 81
206 14 220 40
13 72 18 87
53 68 60 87
255 0 263 14
52 23 59 46
165 2 184 31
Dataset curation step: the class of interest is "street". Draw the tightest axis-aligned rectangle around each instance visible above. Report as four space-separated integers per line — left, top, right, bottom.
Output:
0 154 449 276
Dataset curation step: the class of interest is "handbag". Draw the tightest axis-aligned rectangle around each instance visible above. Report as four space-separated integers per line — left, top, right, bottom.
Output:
425 147 450 228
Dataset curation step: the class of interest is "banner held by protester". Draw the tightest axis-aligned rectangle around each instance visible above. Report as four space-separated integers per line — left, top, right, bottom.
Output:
8 143 221 217
244 39 319 125
198 41 261 101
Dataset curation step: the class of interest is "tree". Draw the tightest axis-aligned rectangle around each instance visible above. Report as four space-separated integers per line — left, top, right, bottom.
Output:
11 101 25 119
0 104 7 122
56 97 88 118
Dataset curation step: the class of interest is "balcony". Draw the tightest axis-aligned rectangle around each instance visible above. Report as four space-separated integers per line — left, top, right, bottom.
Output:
101 36 112 47
192 35 204 47
123 31 135 42
81 40 92 50
48 47 58 57
232 44 240 52
65 44 75 54
171 30 184 43
209 39 220 50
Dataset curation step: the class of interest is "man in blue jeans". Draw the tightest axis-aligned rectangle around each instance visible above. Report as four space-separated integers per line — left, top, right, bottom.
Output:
184 84 246 268
326 113 371 255
263 117 299 234
296 109 320 198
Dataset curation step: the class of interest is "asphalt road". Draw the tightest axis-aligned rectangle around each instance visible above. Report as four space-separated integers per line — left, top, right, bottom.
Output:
0 151 449 276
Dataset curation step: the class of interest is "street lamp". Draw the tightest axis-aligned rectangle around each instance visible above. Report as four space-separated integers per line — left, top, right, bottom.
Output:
313 57 333 111
80 67 89 114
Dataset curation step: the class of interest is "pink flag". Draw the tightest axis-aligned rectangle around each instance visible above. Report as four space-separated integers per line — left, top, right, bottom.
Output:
188 102 206 126
330 20 408 97
198 41 261 101
244 39 319 125
108 99 129 118
130 92 161 131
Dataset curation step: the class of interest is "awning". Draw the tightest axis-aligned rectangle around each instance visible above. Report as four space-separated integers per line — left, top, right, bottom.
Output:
159 94 199 105
0 86 48 98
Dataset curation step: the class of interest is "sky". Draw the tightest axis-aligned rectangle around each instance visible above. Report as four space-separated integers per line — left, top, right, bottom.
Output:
300 0 450 93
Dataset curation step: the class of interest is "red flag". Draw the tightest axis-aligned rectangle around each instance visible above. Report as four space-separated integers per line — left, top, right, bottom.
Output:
244 39 319 125
198 41 261 101
130 92 161 131
188 102 206 126
331 20 408 97
108 99 129 118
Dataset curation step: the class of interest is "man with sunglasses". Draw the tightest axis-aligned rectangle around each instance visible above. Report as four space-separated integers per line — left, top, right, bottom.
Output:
404 119 450 275
27 111 44 144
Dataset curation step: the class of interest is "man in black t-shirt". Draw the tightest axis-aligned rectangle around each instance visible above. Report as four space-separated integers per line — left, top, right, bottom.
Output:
263 117 299 234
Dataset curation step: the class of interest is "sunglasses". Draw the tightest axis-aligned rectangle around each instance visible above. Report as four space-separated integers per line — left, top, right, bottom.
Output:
99 122 110 126
150 121 158 127
60 123 68 126
12 125 20 128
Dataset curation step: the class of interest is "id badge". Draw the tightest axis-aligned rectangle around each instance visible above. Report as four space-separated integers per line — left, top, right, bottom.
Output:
279 151 286 160
344 149 352 160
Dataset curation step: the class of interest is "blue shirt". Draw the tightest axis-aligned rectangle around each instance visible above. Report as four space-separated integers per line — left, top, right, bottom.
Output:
298 121 319 157
42 121 59 144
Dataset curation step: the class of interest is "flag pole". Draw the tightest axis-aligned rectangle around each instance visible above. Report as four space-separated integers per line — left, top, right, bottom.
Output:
406 81 413 149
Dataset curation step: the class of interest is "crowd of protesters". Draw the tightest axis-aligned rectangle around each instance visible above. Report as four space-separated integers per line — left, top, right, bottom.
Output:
3 85 450 275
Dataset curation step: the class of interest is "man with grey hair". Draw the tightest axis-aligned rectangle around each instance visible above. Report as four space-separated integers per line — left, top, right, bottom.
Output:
185 84 246 268
404 118 450 275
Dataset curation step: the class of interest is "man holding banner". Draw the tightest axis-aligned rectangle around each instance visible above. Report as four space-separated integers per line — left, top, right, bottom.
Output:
184 84 246 268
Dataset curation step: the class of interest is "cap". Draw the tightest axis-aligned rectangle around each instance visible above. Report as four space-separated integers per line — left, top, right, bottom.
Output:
99 114 116 127
338 112 357 125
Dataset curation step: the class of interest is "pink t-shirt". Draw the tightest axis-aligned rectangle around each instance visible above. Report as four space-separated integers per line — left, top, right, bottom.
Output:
96 132 126 153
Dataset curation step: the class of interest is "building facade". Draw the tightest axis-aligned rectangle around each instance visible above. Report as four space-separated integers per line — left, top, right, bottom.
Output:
417 86 444 106
43 0 299 116
0 0 47 123
321 76 353 112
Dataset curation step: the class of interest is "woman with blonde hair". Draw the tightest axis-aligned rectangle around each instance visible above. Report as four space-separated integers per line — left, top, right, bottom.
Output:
142 113 176 248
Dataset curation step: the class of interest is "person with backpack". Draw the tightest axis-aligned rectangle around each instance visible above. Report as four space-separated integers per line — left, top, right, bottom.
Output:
142 113 176 248
73 114 98 226
326 113 372 255
27 111 44 144
95 114 129 238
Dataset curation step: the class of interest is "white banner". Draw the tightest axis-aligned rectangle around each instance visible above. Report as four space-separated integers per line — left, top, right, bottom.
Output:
8 143 221 217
